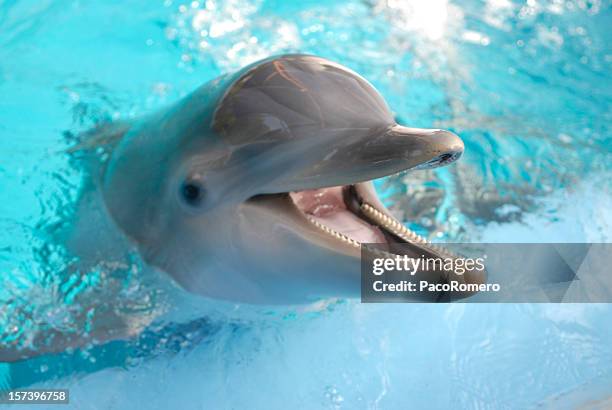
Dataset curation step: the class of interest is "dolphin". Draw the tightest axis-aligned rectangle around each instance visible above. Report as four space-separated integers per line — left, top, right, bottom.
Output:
96 54 483 304
1 54 485 361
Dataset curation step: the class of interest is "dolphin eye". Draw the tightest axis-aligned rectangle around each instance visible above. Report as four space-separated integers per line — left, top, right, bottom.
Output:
180 181 205 206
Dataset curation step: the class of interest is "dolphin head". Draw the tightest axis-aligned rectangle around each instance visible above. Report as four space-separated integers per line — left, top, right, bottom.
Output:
103 54 484 304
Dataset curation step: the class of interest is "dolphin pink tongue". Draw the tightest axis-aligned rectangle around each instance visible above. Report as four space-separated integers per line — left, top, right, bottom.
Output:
290 186 386 243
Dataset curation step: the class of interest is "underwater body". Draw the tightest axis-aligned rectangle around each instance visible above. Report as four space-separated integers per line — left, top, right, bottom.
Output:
0 0 611 408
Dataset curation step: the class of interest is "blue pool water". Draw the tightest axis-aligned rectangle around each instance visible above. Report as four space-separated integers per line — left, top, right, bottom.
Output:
1 0 611 408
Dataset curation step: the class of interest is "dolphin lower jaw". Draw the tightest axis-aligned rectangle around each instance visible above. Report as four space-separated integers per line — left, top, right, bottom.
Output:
245 180 486 300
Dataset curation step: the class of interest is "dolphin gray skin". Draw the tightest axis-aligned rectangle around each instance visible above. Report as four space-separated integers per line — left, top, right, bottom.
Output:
97 54 484 304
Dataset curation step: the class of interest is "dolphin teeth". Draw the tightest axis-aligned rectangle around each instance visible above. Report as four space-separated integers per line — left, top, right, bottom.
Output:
360 203 429 245
360 203 462 261
306 216 361 249
304 196 461 261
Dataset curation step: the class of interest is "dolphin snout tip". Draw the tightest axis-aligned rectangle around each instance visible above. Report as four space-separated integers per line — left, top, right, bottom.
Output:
403 128 463 170
385 125 464 169
429 129 464 167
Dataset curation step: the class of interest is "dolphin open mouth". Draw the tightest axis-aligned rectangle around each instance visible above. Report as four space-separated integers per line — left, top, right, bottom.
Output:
284 180 488 297
287 181 450 258
236 121 485 294
291 185 386 246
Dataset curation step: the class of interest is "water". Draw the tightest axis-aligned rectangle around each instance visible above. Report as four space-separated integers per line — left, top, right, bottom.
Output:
1 0 611 408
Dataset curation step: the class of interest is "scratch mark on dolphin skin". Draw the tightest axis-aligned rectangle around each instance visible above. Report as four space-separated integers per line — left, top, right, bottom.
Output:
262 70 280 84
273 61 307 92
260 61 325 127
